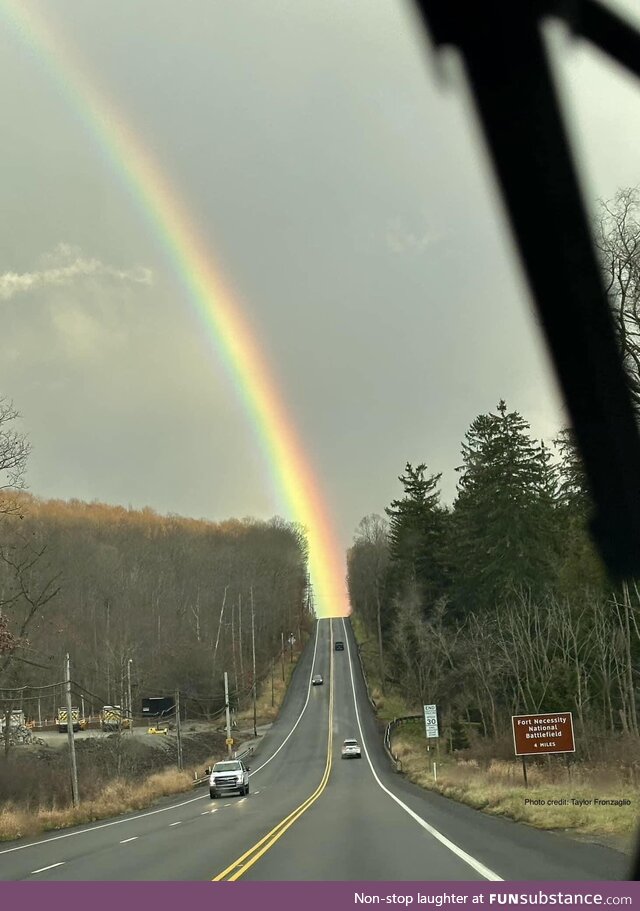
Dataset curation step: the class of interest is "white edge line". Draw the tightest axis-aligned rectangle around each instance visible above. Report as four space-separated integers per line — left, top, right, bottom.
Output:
249 618 322 775
31 862 65 874
341 617 504 882
0 621 324 860
0 794 206 857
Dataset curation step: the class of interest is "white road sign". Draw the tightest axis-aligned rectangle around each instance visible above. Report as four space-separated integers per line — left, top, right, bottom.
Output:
423 704 439 739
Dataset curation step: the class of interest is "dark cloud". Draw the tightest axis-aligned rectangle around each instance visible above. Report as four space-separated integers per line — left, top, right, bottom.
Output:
1 0 639 548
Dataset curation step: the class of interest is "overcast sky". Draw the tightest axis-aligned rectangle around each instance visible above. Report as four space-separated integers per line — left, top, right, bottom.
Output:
1 0 640 555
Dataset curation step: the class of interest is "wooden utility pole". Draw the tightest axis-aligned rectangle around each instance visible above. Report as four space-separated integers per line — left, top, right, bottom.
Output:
65 653 79 806
175 689 183 771
224 671 232 758
250 587 257 738
231 603 239 695
238 593 244 682
3 702 13 758
127 659 133 736
281 632 285 682
105 600 111 704
211 587 228 679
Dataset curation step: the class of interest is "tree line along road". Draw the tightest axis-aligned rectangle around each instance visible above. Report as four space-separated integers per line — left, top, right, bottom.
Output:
0 619 630 881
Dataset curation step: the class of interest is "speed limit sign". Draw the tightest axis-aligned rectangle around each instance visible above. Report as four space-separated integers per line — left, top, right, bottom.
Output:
423 704 439 739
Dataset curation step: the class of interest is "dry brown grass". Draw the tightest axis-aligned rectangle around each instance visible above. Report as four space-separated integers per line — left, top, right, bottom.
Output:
236 651 301 724
0 767 194 842
393 729 640 843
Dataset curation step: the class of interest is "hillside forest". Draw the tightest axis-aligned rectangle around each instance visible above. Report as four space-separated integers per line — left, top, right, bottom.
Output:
0 404 311 730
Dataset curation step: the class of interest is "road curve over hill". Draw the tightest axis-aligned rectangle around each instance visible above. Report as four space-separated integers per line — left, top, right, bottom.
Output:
0 618 631 880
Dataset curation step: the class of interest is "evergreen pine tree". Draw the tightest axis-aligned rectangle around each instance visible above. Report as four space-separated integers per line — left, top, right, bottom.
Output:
554 428 607 596
385 463 448 612
452 401 558 612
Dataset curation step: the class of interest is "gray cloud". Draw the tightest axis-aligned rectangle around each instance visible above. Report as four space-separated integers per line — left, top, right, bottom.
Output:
0 0 637 552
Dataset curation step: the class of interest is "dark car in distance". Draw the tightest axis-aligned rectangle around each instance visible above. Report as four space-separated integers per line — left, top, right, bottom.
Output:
335 641 344 651
312 674 323 685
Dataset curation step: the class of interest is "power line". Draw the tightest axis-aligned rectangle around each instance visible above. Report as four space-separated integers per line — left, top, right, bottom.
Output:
0 680 63 693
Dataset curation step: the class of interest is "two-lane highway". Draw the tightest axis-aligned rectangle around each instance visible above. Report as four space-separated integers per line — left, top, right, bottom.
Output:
236 619 629 880
0 618 630 880
0 620 334 881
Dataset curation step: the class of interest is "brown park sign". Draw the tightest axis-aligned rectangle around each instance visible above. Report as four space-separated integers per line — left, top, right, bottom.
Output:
512 712 575 756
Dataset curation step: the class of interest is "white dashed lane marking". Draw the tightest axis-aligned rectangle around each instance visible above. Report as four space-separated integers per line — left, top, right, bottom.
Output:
0 624 325 864
31 862 65 874
120 837 138 844
169 822 182 827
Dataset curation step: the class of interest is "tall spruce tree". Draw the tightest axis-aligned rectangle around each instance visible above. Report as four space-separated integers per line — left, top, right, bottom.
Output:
554 428 607 596
452 401 558 612
554 428 590 517
385 463 448 612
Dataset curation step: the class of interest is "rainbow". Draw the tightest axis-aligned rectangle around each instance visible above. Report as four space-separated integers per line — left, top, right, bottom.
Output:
1 2 348 619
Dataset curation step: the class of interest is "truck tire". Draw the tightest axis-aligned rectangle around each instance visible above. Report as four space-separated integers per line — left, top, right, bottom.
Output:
209 789 217 800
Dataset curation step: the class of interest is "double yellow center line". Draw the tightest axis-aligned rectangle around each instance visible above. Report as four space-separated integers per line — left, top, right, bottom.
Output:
212 624 334 881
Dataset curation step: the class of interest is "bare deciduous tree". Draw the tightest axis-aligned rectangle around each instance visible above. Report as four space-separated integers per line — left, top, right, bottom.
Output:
349 514 390 691
595 187 640 412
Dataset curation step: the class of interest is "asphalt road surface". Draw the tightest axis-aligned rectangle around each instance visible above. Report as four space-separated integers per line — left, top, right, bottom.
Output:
0 619 632 881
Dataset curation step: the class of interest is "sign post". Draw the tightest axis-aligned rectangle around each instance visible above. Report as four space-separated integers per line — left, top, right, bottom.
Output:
511 712 575 787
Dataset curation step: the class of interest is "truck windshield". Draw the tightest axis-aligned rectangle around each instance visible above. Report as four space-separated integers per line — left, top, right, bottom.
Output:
214 762 241 772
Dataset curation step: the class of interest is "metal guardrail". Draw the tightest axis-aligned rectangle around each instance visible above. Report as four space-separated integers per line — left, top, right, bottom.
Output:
385 715 422 774
350 626 377 712
193 745 255 786
383 721 400 771
234 744 254 762
349 622 405 773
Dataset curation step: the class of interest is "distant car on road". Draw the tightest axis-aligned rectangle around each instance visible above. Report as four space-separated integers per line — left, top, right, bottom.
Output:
312 674 323 686
209 759 250 798
334 641 344 651
341 738 361 759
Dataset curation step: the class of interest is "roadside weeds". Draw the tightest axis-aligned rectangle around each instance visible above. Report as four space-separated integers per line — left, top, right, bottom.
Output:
0 768 195 842
0 640 307 843
393 728 638 845
236 640 304 726
352 616 639 851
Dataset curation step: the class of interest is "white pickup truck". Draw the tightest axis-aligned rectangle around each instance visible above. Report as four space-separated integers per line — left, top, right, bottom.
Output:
209 759 250 798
